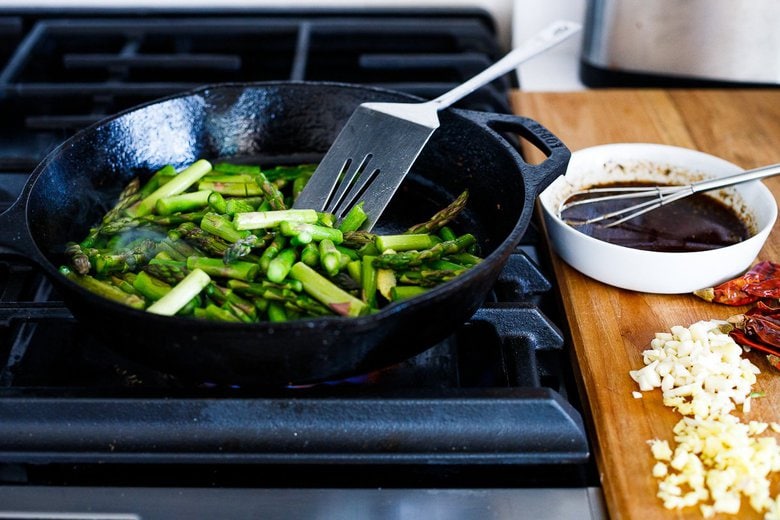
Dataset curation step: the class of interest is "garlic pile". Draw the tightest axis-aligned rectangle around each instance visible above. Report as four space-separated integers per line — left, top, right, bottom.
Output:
630 320 780 518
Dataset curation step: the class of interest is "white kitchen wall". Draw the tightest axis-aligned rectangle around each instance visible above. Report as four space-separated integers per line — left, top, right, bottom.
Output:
512 0 586 90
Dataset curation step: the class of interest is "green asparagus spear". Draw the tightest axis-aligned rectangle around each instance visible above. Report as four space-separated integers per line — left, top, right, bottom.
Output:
223 233 270 264
65 242 92 275
207 191 228 214
100 211 207 235
59 266 146 309
300 242 320 267
144 258 188 284
445 252 483 266
375 233 440 253
202 303 242 322
399 269 459 287
234 209 318 230
292 170 312 201
90 238 159 275
101 177 142 227
372 234 476 270
438 226 457 242
267 248 298 283
262 164 316 182
267 302 288 322
347 260 362 284
226 279 304 296
342 230 377 248
186 256 258 281
201 212 251 243
211 163 261 175
391 285 428 301
338 201 368 233
279 221 343 245
259 234 287 273
318 239 341 277
406 190 468 234
361 255 378 308
109 274 141 297
137 164 177 198
206 284 257 322
256 171 286 210
376 268 397 300
224 198 256 216
133 159 212 217
289 262 367 317
156 190 212 215
171 222 231 257
197 181 263 196
146 268 211 316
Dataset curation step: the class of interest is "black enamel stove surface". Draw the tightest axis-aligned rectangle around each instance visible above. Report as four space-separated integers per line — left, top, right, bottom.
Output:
0 8 593 490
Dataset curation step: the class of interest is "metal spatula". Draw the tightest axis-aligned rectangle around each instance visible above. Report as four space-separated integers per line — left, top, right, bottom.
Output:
293 20 582 229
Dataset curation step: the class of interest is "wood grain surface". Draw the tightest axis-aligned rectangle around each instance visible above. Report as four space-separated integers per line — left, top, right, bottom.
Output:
512 89 780 520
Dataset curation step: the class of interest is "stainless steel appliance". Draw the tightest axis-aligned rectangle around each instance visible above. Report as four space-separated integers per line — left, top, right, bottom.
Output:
581 0 780 86
0 7 604 518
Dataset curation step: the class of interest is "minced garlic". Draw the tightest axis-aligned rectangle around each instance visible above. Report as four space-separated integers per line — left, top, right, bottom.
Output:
630 320 780 518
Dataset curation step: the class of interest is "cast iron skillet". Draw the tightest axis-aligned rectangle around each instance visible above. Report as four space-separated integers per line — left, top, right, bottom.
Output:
0 82 569 386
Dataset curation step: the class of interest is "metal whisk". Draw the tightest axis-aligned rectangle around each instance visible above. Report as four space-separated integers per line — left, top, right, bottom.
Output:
558 163 780 227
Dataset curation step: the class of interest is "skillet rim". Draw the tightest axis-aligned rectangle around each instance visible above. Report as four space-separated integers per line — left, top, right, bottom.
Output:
25 80 532 330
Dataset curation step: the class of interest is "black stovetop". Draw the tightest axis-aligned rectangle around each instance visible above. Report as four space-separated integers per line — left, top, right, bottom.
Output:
0 8 595 490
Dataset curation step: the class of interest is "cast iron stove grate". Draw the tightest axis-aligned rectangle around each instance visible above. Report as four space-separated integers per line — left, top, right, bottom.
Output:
0 9 592 488
0 9 512 172
0 246 589 468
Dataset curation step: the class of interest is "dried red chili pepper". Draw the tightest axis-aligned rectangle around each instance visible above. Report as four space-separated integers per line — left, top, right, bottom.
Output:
729 302 780 354
694 261 780 305
729 329 780 356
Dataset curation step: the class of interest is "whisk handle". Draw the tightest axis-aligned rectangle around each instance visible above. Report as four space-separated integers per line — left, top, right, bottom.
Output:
691 163 780 193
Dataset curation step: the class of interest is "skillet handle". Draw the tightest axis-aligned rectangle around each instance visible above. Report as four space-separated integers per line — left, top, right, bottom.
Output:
456 110 571 196
0 197 42 263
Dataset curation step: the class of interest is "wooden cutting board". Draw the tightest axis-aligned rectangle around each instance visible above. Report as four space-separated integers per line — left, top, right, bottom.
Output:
512 89 780 520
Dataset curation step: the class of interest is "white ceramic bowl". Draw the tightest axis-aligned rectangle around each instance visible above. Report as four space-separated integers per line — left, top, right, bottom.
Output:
539 143 778 293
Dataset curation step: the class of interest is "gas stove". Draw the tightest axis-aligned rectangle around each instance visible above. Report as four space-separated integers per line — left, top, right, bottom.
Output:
0 7 603 518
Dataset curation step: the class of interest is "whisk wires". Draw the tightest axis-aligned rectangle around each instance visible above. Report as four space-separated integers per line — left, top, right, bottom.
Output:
559 185 695 227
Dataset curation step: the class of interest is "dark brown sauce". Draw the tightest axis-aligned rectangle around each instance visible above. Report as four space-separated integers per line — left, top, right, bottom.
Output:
561 182 751 252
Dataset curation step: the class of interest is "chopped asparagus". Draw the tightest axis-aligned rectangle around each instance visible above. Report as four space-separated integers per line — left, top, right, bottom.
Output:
375 233 440 253
60 266 146 309
234 209 318 230
186 256 258 281
279 221 343 245
290 262 367 317
337 201 367 233
201 212 250 243
146 268 211 316
361 255 378 308
391 285 428 301
318 239 341 277
156 190 212 215
267 248 298 283
406 190 468 234
133 159 212 217
61 159 483 322
372 234 476 269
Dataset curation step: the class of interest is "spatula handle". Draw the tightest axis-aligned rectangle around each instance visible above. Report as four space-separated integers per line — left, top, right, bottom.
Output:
430 20 582 110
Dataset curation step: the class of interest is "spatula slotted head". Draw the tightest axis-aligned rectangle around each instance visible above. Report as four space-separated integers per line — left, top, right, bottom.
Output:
293 102 440 230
